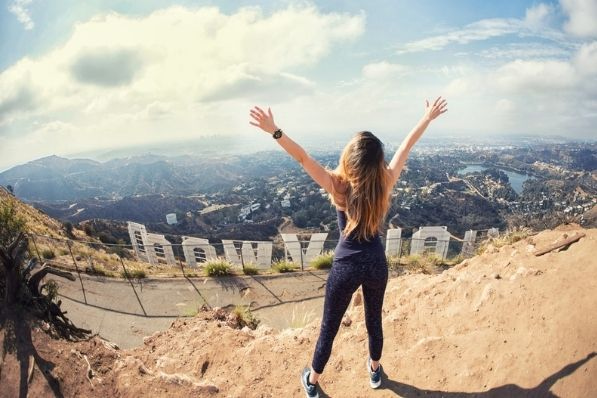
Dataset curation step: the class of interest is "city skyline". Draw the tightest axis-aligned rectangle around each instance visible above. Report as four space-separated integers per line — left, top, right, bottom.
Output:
1 0 596 170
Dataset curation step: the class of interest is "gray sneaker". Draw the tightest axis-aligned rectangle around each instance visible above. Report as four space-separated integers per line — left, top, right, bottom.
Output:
367 358 382 389
300 367 319 398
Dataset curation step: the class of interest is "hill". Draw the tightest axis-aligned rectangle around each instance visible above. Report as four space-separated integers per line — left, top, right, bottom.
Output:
1 224 595 397
0 153 288 201
0 186 75 239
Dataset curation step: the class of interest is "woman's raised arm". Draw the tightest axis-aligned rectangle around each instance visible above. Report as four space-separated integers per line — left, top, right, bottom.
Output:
249 106 334 194
387 97 448 185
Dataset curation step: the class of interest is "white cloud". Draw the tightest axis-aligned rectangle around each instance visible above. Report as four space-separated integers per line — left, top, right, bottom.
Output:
441 42 597 135
362 61 410 79
398 18 521 54
397 3 562 54
561 0 597 37
493 59 578 92
8 0 34 30
524 3 554 29
479 42 571 60
0 5 364 167
574 41 597 76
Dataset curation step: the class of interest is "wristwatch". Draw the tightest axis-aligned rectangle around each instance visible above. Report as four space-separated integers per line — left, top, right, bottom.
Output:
272 128 283 139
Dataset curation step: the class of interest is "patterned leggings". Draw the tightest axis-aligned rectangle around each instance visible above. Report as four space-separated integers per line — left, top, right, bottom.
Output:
311 250 388 374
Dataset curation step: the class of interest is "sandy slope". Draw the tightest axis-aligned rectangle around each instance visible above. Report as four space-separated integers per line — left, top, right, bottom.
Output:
2 225 596 397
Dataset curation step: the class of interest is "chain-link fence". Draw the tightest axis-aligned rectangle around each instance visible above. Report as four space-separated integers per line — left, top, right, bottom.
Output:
30 231 489 277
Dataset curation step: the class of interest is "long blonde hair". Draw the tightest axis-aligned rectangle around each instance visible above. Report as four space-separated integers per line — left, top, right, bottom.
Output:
330 131 392 241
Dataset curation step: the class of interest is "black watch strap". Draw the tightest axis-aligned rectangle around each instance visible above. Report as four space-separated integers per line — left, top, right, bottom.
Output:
272 128 283 139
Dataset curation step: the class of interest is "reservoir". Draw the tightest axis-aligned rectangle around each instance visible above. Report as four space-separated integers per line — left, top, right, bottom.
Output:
458 164 530 194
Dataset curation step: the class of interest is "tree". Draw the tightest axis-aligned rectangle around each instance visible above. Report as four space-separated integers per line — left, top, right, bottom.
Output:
0 199 90 339
63 221 75 239
0 200 25 248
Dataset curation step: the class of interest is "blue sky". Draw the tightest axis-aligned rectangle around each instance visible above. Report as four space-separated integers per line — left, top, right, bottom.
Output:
1 0 596 169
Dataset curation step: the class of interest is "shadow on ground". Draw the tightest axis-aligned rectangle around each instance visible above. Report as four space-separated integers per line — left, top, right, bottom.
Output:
0 308 64 398
380 352 596 397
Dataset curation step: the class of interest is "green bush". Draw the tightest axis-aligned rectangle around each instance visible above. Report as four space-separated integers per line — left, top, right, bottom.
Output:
309 251 334 270
242 263 259 275
272 260 298 273
0 200 26 247
41 249 55 260
204 260 232 277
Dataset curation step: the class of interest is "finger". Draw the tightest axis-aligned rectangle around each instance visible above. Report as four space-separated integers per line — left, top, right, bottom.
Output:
250 113 261 122
255 106 267 117
249 121 260 127
439 108 448 114
426 99 429 108
433 96 442 106
268 107 273 118
437 99 447 108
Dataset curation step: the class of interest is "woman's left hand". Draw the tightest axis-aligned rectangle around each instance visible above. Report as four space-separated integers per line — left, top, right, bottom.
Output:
249 106 278 134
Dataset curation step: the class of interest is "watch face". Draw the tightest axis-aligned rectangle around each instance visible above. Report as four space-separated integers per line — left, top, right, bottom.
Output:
273 129 282 139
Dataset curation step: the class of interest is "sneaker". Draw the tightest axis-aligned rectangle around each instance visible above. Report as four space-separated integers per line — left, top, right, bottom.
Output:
300 367 319 398
367 358 382 389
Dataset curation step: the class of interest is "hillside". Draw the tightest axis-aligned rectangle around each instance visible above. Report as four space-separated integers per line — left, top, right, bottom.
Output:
0 186 74 239
1 224 595 397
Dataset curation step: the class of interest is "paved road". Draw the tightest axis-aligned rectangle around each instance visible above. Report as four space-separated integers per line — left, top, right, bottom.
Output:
51 270 329 348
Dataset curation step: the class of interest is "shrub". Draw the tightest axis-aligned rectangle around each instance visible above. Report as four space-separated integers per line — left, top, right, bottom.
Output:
204 260 232 277
90 263 111 277
477 227 533 254
63 222 74 238
272 260 297 273
231 305 260 330
242 263 259 275
121 268 146 279
401 253 442 274
310 251 334 270
41 249 55 260
0 200 26 247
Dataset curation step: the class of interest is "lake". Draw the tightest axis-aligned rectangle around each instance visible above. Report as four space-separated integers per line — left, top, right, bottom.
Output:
457 164 530 194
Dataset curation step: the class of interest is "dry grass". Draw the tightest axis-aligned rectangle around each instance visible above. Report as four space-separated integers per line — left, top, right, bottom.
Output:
285 304 316 329
242 263 259 275
309 251 334 270
272 260 298 273
204 260 233 277
477 226 534 255
231 305 260 330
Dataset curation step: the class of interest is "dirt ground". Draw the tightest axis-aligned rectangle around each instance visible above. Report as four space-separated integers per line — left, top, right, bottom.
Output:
1 225 596 397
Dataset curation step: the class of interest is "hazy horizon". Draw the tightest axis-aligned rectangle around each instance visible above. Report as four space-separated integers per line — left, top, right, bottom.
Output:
1 1 596 171
2 131 594 174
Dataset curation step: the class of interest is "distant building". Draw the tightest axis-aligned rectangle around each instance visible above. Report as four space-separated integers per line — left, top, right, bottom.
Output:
166 213 177 225
281 199 291 208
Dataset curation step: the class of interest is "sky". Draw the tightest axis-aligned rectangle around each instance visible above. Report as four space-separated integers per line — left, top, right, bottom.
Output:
0 0 596 170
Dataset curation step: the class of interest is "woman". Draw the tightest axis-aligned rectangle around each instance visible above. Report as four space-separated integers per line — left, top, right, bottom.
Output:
249 97 447 397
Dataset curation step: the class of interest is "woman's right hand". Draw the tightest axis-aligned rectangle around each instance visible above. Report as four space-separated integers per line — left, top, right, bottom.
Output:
423 97 448 122
249 106 278 134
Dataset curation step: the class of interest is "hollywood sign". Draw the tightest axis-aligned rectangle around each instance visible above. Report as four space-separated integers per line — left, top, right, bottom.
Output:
127 222 498 268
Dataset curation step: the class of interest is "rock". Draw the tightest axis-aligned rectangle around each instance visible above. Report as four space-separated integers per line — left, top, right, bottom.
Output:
341 315 352 327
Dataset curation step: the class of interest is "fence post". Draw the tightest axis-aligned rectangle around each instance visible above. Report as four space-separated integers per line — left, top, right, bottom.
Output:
299 239 304 271
67 239 87 304
239 241 245 271
118 254 148 316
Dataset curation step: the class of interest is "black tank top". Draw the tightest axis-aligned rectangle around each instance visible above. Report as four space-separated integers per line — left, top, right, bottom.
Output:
334 208 384 262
